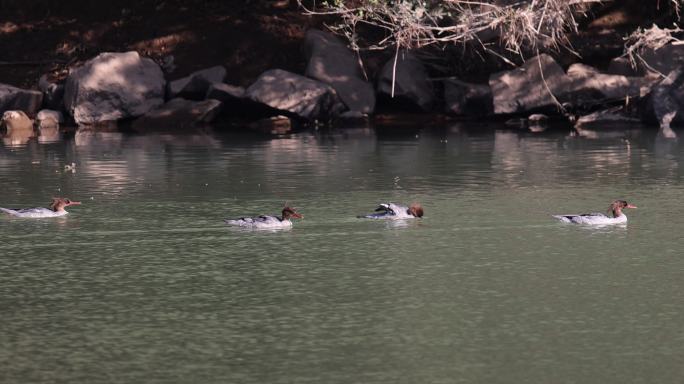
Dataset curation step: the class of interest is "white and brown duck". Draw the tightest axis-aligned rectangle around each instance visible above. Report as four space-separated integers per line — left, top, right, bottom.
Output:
554 200 637 225
1 197 82 218
359 202 424 219
224 206 303 229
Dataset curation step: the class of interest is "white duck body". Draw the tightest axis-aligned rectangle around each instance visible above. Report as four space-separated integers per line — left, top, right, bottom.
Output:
0 207 69 218
224 207 303 230
361 203 423 219
0 198 81 218
553 200 636 225
224 215 293 229
553 212 627 225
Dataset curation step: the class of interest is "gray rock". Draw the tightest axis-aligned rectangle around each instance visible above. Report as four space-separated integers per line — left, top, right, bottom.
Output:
639 42 684 75
131 98 222 131
378 51 434 111
38 75 65 111
206 82 279 118
245 69 343 120
64 51 165 124
565 63 654 101
444 79 492 115
167 65 226 100
304 29 375 114
650 69 684 137
490 56 657 115
0 84 43 116
490 54 566 114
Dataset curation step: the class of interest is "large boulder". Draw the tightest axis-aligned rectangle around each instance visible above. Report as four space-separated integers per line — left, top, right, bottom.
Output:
490 54 567 114
639 41 684 75
63 51 165 124
0 84 43 116
377 51 434 111
167 65 226 100
491 55 657 115
564 63 654 101
304 29 375 114
444 79 493 115
245 69 343 120
206 82 279 118
649 69 684 137
131 98 222 131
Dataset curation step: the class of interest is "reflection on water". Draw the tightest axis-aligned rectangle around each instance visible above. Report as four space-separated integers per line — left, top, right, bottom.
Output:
2 124 684 384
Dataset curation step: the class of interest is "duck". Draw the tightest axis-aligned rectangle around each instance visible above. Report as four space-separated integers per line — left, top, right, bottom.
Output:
224 206 303 229
553 200 637 225
0 197 82 218
359 202 424 219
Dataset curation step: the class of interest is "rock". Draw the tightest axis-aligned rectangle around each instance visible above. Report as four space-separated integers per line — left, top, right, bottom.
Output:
248 115 292 135
490 54 566 114
304 29 375 114
36 109 64 124
639 41 684 75
205 82 277 118
131 98 222 131
444 79 492 115
0 84 43 116
1 110 33 131
167 65 226 100
606 57 643 77
575 106 641 129
565 63 654 101
64 51 165 124
650 69 684 137
491 56 657 115
38 75 65 111
377 51 434 111
245 69 343 120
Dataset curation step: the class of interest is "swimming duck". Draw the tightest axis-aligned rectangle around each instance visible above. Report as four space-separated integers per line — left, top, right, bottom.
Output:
224 206 303 229
359 202 424 219
553 200 637 225
0 197 82 218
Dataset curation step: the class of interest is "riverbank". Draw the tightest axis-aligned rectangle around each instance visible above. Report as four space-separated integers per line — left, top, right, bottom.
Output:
1 1 683 140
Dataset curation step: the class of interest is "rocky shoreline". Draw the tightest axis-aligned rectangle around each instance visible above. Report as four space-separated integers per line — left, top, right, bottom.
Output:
1 28 683 142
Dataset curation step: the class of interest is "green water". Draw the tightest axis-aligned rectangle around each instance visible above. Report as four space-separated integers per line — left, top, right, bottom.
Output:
1 126 684 383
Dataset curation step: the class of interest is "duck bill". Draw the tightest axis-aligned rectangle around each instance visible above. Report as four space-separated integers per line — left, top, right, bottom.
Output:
67 201 82 206
292 213 303 219
626 204 637 209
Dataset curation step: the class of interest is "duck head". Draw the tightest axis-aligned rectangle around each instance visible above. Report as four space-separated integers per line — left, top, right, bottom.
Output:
608 200 636 217
408 203 424 218
282 206 303 220
50 197 82 212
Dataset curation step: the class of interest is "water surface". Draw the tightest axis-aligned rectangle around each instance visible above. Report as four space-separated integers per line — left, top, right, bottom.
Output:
1 125 683 383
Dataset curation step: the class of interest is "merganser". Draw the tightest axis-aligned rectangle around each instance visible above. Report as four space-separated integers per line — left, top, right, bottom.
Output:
553 200 637 225
359 202 424 219
0 197 82 218
224 206 303 229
